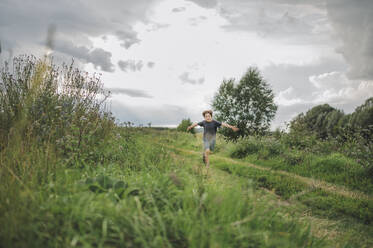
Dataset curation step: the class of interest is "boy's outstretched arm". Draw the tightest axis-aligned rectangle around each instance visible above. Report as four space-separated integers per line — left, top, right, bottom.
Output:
187 122 198 131
222 122 239 132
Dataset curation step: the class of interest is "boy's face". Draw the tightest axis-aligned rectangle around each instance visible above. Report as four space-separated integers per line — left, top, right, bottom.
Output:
204 113 212 122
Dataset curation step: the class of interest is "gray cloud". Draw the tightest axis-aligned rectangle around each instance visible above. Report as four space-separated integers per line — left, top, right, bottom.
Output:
147 61 155 68
179 72 205 85
325 0 373 80
115 30 141 49
172 7 186 12
218 1 330 45
189 0 373 80
54 40 114 72
0 0 160 69
118 60 144 72
185 0 329 46
262 56 348 99
186 0 218 9
106 88 153 98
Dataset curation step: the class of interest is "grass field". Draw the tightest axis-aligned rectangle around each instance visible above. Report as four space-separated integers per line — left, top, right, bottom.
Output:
1 128 372 247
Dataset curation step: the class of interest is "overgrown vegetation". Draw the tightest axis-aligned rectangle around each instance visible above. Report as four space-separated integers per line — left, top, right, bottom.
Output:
225 98 373 194
289 99 373 177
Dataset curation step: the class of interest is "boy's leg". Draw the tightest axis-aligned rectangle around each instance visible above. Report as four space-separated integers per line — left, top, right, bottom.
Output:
205 138 215 167
203 139 209 164
204 149 210 167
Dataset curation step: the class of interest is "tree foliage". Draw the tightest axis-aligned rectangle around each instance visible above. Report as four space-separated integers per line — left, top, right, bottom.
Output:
212 67 277 141
349 97 373 130
290 104 344 139
290 98 373 141
177 118 194 134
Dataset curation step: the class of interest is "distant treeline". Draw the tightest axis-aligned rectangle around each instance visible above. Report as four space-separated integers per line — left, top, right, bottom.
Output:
289 98 373 141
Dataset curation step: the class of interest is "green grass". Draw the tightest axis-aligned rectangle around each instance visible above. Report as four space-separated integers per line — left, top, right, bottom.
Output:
227 136 373 195
161 135 373 247
213 159 373 224
239 152 373 194
213 159 307 200
1 128 331 247
3 127 373 247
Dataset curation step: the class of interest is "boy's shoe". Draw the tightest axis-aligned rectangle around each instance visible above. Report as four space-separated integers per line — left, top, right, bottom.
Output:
202 153 206 164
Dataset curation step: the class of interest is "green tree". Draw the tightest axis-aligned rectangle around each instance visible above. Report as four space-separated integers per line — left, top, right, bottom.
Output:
349 97 373 130
325 109 344 138
177 118 194 134
212 67 277 141
290 104 344 139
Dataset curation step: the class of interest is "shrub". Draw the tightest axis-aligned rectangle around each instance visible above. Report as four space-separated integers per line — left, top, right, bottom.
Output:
280 131 318 150
177 118 194 134
312 153 353 174
341 128 373 179
230 137 261 158
0 55 114 169
282 150 305 166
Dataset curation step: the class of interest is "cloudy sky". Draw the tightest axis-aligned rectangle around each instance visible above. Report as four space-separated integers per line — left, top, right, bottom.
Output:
1 0 372 128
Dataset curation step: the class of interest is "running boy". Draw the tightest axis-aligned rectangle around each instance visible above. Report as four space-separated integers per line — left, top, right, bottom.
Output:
187 110 239 167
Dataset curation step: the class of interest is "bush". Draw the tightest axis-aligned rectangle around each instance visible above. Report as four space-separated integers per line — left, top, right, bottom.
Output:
341 128 373 179
0 55 114 171
263 138 284 157
230 136 285 160
312 153 352 174
282 150 305 166
177 118 194 134
280 131 317 150
230 137 261 158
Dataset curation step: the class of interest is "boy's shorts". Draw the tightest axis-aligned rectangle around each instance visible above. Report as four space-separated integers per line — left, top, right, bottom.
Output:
203 137 216 151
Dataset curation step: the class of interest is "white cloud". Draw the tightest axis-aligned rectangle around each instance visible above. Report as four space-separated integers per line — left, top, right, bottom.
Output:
309 71 373 106
309 71 351 89
275 87 304 106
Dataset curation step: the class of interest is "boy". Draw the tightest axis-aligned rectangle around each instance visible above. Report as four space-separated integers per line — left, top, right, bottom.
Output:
187 110 239 167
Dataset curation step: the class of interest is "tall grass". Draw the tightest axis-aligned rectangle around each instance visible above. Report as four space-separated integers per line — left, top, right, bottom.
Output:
0 55 116 246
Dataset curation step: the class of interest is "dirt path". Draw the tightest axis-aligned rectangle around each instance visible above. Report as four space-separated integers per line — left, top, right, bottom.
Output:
168 146 373 247
167 145 372 201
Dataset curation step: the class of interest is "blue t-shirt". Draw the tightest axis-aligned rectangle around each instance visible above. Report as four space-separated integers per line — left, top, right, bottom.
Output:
198 120 222 140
